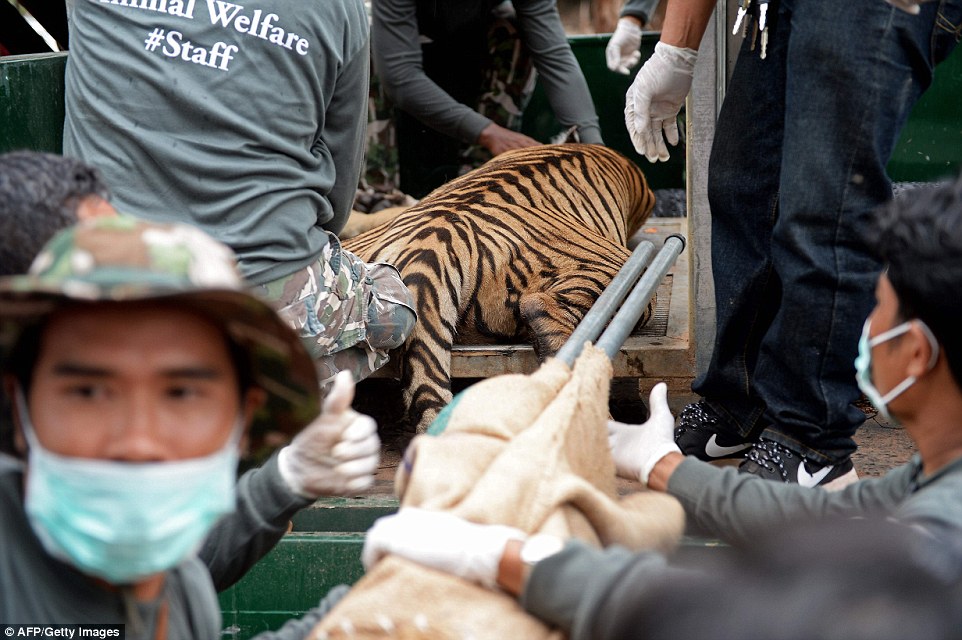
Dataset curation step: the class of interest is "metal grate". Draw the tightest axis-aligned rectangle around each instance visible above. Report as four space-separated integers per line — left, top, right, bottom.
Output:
633 274 672 338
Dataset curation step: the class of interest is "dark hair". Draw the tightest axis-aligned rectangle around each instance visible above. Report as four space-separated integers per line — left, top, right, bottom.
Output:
868 174 962 389
0 151 112 276
615 517 962 640
0 320 45 456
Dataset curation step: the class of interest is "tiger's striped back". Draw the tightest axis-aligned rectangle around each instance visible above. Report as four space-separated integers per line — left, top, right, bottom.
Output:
344 143 655 434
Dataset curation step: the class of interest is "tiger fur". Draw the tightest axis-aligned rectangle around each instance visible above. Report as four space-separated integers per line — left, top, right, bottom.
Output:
343 143 656 434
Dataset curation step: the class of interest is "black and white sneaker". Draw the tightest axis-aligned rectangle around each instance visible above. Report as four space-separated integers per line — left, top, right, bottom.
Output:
739 439 859 489
675 401 753 464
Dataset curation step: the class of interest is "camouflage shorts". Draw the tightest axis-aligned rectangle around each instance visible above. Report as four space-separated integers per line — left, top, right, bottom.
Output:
256 233 416 385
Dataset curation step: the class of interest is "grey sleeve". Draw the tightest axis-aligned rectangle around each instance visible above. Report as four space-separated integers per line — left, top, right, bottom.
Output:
515 0 603 144
668 457 915 545
319 31 370 236
521 540 689 640
891 464 962 545
199 453 313 591
371 0 492 144
620 0 660 23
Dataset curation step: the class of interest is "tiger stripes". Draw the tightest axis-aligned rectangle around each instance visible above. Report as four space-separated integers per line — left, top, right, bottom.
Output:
344 143 656 435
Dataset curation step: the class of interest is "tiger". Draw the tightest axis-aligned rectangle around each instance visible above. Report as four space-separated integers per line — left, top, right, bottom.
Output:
343 143 656 435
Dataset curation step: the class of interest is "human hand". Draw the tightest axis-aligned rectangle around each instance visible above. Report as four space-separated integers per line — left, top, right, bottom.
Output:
885 0 935 14
277 371 380 498
606 17 643 74
477 123 541 157
607 383 680 485
362 508 524 588
625 41 698 163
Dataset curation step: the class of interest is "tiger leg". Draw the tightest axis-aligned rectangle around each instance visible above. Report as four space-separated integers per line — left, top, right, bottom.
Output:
401 320 456 434
519 270 657 361
519 288 593 361
396 265 464 434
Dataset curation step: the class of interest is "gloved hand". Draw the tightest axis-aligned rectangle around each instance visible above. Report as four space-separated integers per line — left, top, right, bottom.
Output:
362 508 524 589
277 370 380 498
607 382 680 485
624 41 698 163
606 17 643 74
886 0 935 14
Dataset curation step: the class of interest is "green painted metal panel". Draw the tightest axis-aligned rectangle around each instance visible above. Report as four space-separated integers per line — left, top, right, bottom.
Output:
291 494 400 532
887 46 962 183
219 495 399 638
0 52 67 154
219 533 367 639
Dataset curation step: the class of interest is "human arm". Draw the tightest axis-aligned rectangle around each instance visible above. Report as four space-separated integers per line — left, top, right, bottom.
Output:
514 0 603 144
666 457 915 545
657 0 716 49
198 453 314 591
522 540 693 640
606 0 661 74
624 0 714 161
478 124 542 157
621 0 660 24
200 372 380 590
371 0 494 145
319 26 369 236
888 457 962 546
608 383 913 545
362 509 690 640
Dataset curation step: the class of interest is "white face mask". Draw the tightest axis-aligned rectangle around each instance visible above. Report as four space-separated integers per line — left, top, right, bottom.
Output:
16 387 240 584
854 319 939 424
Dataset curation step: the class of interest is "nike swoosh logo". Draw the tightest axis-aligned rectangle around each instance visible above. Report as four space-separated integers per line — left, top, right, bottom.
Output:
797 464 833 488
704 435 752 458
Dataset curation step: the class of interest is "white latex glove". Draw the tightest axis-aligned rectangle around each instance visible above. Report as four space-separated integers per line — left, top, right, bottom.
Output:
362 508 524 589
886 0 935 14
606 17 643 74
625 41 698 163
277 371 380 498
607 382 680 485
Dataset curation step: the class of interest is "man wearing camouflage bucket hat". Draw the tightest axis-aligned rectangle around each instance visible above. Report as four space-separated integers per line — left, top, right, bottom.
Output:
0 216 379 637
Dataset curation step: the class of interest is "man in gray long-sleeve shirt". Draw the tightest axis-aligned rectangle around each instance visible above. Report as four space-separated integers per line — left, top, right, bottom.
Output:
63 0 415 386
0 217 381 639
371 0 603 197
360 169 962 637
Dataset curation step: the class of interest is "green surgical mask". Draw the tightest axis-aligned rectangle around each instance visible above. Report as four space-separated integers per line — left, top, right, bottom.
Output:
17 388 239 584
854 319 939 424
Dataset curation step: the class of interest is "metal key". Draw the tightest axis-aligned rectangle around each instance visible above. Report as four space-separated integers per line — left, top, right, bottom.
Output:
733 0 752 36
758 0 770 32
758 0 770 59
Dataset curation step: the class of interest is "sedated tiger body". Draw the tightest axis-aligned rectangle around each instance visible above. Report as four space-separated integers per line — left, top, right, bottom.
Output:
344 143 655 434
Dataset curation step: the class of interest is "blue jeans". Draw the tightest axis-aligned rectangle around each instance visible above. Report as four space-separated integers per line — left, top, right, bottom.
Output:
696 0 962 464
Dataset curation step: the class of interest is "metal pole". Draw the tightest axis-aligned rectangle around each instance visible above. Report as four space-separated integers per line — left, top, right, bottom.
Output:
555 240 657 366
595 234 687 360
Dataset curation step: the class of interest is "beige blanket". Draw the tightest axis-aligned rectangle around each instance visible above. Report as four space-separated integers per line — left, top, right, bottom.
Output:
312 345 685 639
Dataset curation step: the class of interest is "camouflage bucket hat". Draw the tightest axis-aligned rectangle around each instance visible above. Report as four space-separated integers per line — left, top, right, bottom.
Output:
0 216 321 461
